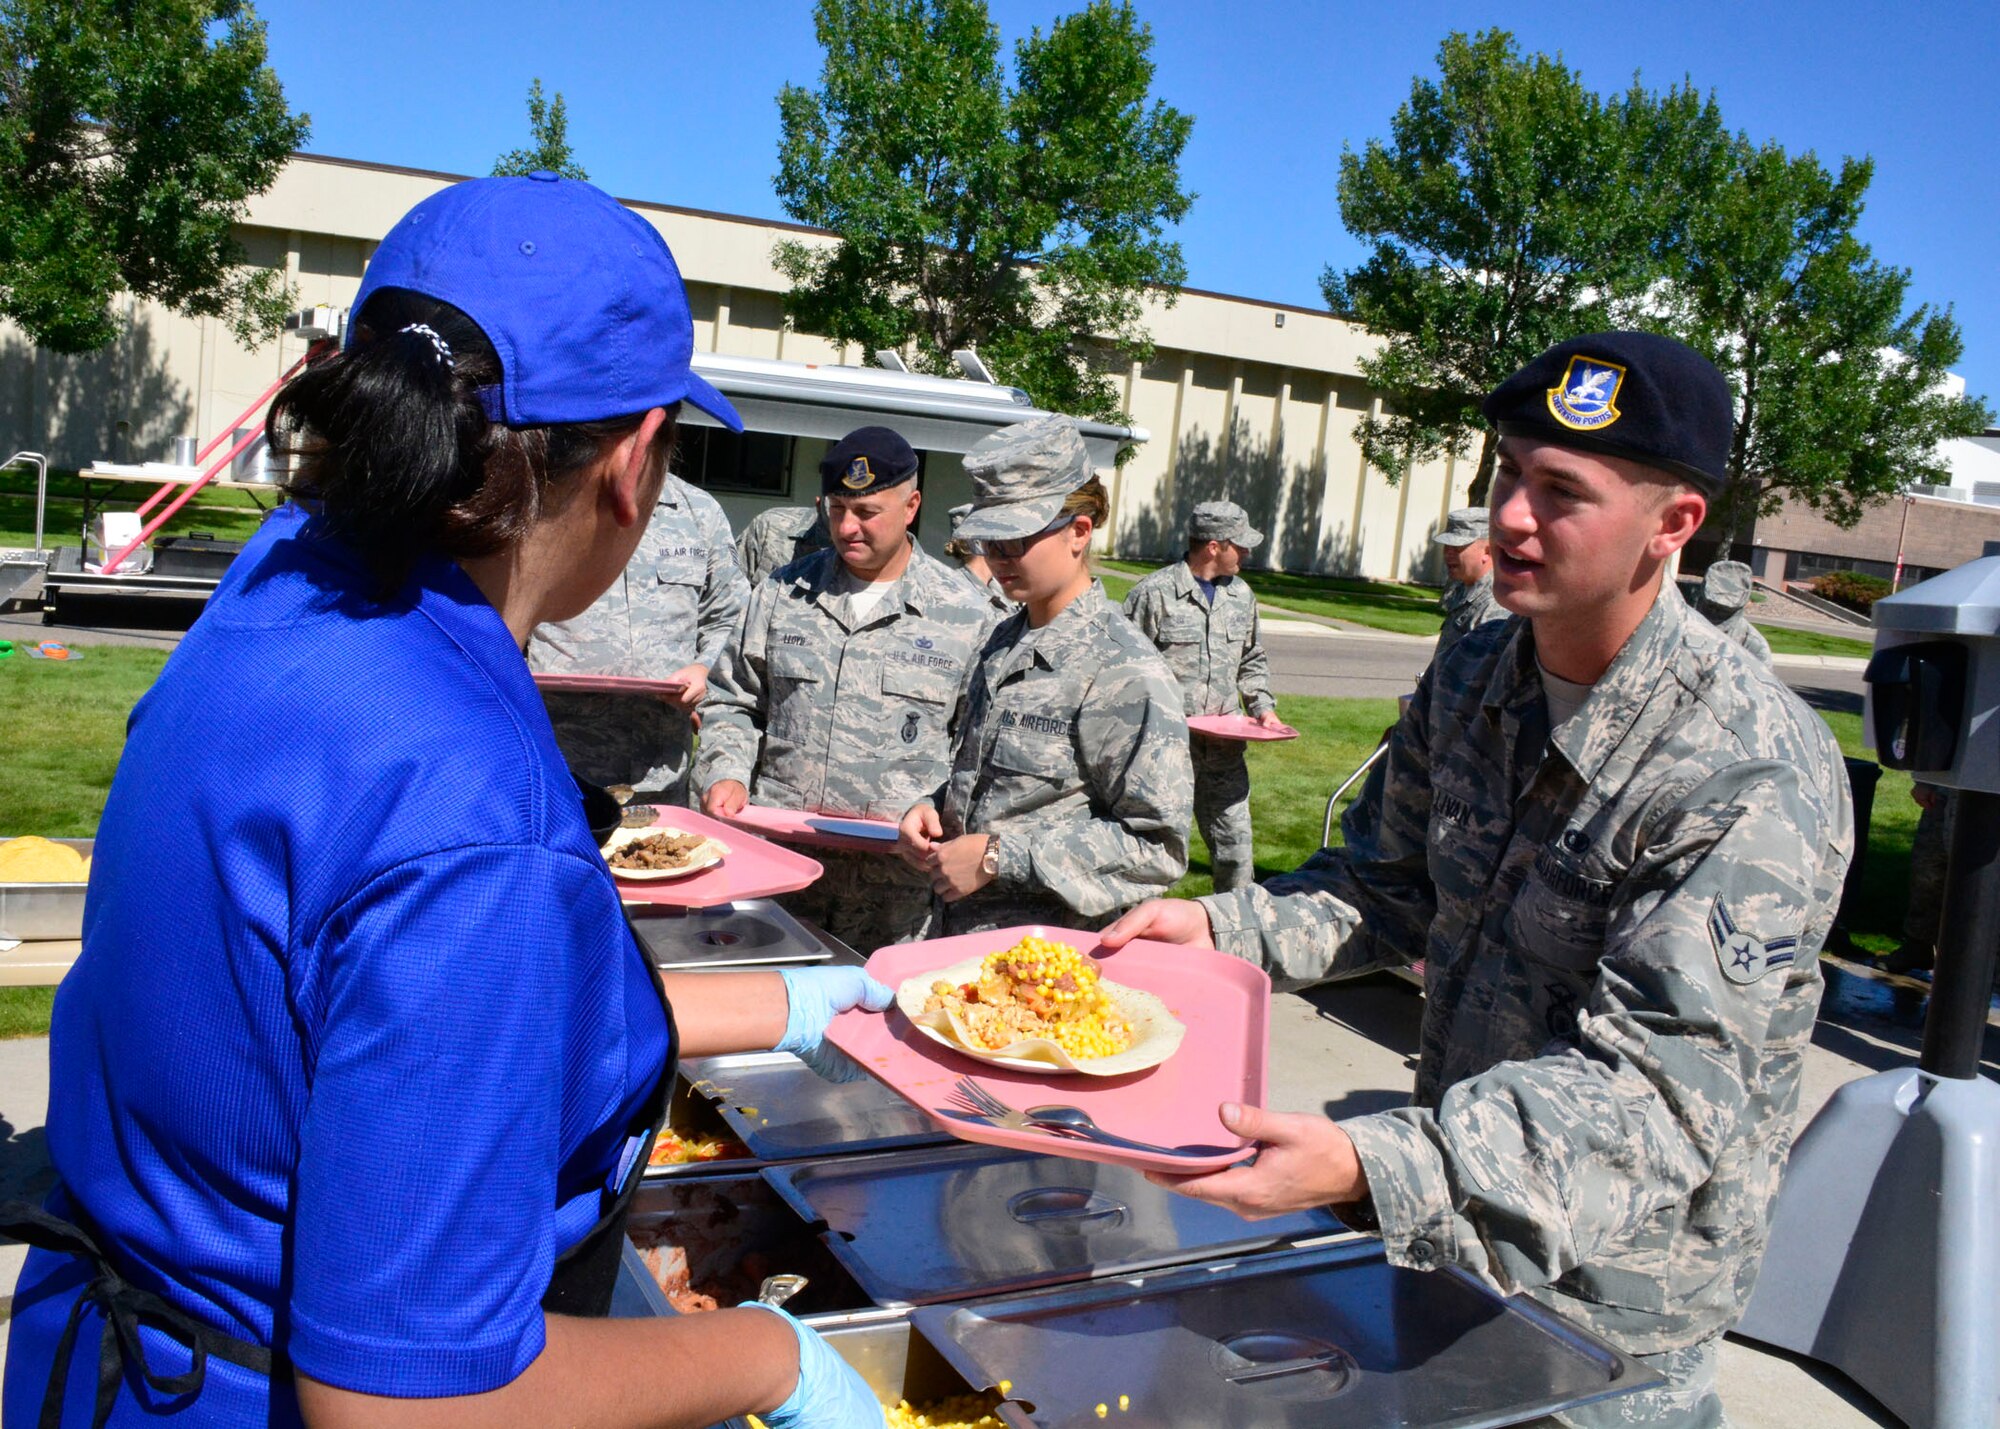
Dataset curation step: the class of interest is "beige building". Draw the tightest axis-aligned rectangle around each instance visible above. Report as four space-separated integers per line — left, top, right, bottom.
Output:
0 152 1475 583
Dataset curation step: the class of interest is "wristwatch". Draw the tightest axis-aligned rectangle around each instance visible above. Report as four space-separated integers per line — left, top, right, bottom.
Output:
980 835 1003 880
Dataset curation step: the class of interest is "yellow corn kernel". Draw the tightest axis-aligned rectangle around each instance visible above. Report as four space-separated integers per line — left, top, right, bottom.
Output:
1119 1394 1130 1411
1096 1404 1109 1418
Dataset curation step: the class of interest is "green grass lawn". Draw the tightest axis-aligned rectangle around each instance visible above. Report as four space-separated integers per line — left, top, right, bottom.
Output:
0 646 169 837
1101 558 1445 636
0 649 1918 1033
0 467 273 550
1755 625 1875 660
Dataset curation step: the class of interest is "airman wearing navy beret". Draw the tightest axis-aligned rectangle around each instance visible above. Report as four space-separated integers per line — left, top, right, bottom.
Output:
819 425 920 497
1099 331 1850 1427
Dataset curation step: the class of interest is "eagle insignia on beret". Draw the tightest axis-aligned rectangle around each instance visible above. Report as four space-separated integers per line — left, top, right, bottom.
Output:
843 456 874 489
1547 355 1626 432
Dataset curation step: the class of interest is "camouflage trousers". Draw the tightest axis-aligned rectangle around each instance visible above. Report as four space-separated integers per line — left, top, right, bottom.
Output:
541 691 694 805
1541 1337 1725 1429
1903 789 1956 947
777 848 935 957
1192 733 1254 892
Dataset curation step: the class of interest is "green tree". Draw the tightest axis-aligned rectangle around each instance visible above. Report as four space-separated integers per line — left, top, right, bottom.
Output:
1666 141 1990 554
774 0 1192 421
1323 30 1727 499
492 77 586 181
0 0 309 354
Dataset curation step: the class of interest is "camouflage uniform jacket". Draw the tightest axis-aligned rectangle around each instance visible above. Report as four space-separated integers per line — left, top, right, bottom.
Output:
933 582 1194 922
1120 560 1275 718
736 505 831 590
1198 585 1853 1356
696 544 996 819
1710 610 1773 665
528 473 746 679
958 565 1017 618
1434 572 1509 663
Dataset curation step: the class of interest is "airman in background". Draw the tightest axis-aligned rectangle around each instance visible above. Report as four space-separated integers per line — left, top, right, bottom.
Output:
1121 500 1280 891
529 468 747 804
1694 560 1773 664
1432 506 1507 663
736 503 831 589
944 501 1015 615
699 426 995 951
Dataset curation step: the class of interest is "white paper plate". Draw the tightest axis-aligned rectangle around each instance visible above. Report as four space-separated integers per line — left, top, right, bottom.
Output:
896 955 1186 1077
603 826 728 882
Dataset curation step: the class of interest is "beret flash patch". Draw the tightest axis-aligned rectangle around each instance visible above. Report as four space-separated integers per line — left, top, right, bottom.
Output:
1547 355 1626 432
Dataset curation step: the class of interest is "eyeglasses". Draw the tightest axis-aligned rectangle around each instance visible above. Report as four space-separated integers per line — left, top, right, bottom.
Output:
972 512 1080 560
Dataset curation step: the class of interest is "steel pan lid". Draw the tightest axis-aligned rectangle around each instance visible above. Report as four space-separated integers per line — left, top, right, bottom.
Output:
631 898 833 969
681 1052 951 1161
909 1242 1662 1429
763 1143 1341 1307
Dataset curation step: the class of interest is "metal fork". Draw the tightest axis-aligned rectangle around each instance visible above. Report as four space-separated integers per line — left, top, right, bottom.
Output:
947 1078 1035 1130
947 1078 1227 1158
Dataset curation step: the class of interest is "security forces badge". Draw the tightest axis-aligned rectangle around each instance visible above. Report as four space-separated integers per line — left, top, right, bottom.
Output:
843 456 874 490
1709 896 1800 985
1546 355 1626 432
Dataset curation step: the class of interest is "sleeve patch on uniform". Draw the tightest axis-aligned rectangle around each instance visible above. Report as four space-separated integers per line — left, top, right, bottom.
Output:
1709 896 1798 984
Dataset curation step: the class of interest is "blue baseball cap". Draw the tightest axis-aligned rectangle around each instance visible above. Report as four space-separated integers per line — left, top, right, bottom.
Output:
350 172 742 432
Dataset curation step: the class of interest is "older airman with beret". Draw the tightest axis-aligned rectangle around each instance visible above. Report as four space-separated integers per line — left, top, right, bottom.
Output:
699 426 996 952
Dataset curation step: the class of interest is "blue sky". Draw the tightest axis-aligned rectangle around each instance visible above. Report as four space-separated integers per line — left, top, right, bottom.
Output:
258 0 1999 407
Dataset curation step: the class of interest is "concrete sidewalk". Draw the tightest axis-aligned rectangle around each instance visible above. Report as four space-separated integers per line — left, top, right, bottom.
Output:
0 959 1944 1423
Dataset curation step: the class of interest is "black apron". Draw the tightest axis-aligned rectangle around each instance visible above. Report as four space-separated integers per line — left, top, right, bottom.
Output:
0 923 676 1429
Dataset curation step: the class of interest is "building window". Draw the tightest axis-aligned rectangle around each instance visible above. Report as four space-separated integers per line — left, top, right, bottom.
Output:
676 428 795 495
1790 549 1938 585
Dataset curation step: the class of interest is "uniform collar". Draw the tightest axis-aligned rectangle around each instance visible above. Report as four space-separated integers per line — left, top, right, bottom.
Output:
793 540 933 619
1483 581 1686 783
1012 579 1111 671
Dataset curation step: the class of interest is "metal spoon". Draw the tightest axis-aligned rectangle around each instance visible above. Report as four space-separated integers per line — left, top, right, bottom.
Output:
1024 1104 1237 1159
756 1274 808 1308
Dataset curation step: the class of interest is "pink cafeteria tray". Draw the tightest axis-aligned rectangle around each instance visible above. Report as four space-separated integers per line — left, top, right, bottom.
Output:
612 808 823 909
713 803 903 855
825 925 1270 1175
532 672 687 697
1187 713 1299 742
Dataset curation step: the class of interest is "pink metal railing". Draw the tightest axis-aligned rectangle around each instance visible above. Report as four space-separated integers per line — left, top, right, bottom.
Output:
105 340 332 573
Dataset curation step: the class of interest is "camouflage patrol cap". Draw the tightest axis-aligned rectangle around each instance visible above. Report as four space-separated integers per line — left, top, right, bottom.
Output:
954 416 1094 542
1433 507 1489 547
820 425 919 496
1699 560 1754 617
1482 331 1732 495
1188 500 1263 550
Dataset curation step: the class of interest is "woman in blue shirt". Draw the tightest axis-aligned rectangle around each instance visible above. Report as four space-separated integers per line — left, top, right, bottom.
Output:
3 177 887 1429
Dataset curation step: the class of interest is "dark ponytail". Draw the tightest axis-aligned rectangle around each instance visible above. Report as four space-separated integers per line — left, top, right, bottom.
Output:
269 288 674 597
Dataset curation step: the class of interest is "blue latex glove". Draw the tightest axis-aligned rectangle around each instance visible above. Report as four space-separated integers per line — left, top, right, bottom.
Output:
739 1301 886 1429
776 966 893 1081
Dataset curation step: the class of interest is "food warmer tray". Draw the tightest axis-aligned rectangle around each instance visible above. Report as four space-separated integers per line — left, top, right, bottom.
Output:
763 1142 1343 1308
0 837 91 941
912 1240 1663 1429
681 1052 952 1163
629 898 832 970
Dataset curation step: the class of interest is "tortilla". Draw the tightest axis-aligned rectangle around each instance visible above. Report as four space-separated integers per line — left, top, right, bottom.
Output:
896 956 1186 1077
